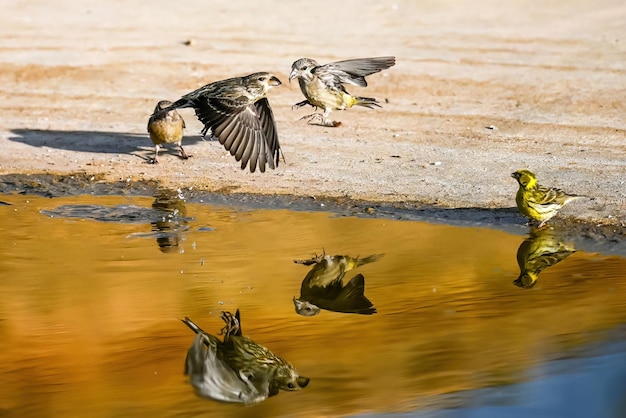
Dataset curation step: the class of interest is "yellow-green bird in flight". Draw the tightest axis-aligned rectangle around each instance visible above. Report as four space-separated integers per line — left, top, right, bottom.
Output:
289 56 396 127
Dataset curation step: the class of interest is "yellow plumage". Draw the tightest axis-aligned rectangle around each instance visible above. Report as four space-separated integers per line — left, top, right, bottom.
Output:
511 169 585 228
514 227 576 288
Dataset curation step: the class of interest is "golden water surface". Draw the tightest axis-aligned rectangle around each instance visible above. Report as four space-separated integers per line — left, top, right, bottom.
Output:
0 193 625 417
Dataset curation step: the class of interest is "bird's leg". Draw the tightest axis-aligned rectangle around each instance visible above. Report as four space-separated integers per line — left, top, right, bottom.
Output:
151 145 160 164
200 125 216 141
292 100 316 111
293 249 326 265
321 109 341 127
299 113 323 124
219 311 241 339
300 112 341 127
178 143 191 160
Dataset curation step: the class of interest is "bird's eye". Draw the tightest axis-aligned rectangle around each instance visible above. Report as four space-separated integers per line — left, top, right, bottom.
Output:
258 76 266 82
287 383 295 389
306 307 312 311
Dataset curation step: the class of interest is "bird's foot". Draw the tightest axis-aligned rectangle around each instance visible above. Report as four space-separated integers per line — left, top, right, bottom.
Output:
299 113 341 127
299 113 322 123
179 147 192 160
150 157 159 164
200 126 216 141
219 311 241 338
324 120 341 127
294 249 326 265
292 100 316 111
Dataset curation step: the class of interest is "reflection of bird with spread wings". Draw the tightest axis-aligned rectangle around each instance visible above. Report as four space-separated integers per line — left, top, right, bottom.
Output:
293 252 383 315
514 228 577 289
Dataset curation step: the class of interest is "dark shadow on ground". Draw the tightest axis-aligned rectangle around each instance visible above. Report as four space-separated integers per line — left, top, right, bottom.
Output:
7 129 205 162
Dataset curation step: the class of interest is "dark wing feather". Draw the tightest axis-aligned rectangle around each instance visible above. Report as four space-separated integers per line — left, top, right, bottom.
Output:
255 98 281 169
301 274 376 315
315 56 396 87
189 96 277 173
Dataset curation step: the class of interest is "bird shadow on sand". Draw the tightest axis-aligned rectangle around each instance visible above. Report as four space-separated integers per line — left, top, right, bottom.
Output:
7 129 206 163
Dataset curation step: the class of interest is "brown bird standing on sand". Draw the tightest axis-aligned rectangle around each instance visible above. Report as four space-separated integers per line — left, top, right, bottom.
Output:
289 56 396 127
147 100 188 164
158 72 283 173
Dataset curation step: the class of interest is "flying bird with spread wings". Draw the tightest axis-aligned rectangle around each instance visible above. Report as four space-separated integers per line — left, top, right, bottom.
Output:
289 56 396 127
156 72 283 172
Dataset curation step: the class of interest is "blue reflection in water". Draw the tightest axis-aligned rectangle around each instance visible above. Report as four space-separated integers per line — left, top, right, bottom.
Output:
359 339 626 418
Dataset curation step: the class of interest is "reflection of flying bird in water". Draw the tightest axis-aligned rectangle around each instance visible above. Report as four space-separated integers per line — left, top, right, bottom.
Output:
293 253 383 315
182 310 309 404
514 228 577 289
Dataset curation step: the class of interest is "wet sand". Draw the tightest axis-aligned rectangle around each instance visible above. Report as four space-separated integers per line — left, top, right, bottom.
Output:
1 0 625 229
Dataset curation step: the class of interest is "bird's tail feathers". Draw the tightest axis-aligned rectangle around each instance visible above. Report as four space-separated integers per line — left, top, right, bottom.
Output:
182 317 206 335
354 96 382 109
565 194 590 204
355 253 384 267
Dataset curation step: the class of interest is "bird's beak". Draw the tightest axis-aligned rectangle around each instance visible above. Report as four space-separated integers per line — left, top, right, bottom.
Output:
511 172 518 179
297 376 310 388
269 76 282 87
288 69 298 83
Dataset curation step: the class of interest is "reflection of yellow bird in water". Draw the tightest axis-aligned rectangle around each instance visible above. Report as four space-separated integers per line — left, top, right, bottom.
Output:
293 252 383 315
147 100 188 164
511 169 586 228
514 228 577 288
182 310 309 404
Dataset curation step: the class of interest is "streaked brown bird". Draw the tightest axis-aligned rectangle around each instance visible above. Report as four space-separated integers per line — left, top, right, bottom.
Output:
293 252 383 315
289 56 396 127
182 310 309 404
512 169 586 228
160 72 283 172
147 100 188 164
514 227 576 289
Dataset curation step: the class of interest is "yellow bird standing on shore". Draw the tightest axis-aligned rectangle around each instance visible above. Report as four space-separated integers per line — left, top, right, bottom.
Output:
511 169 585 228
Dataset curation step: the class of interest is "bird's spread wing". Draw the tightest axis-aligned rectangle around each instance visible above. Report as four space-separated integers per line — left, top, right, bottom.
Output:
314 57 396 87
302 274 376 315
255 98 281 170
189 96 279 173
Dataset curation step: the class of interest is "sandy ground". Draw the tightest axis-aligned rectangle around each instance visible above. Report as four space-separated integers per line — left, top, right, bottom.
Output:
1 0 625 228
